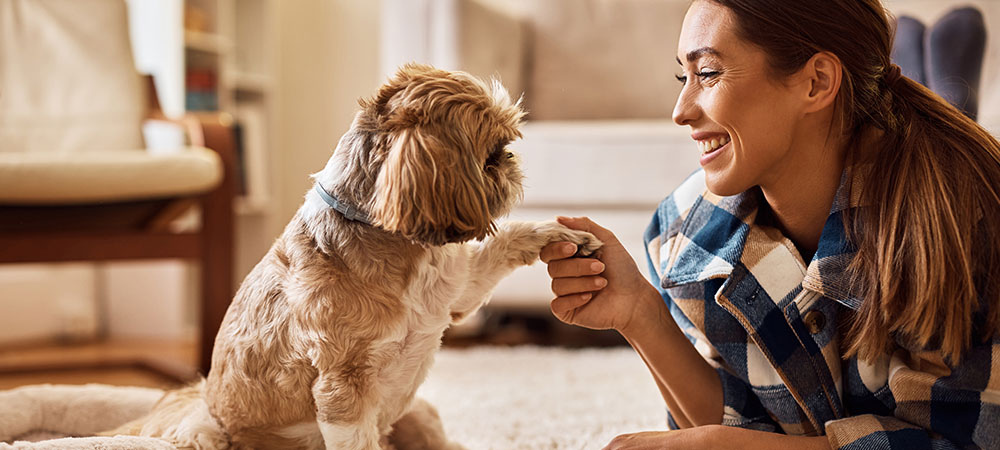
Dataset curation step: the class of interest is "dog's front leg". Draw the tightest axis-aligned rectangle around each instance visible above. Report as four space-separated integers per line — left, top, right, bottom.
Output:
449 220 602 320
314 370 382 450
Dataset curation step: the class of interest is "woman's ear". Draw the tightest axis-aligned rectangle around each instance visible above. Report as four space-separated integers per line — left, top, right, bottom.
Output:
802 51 843 113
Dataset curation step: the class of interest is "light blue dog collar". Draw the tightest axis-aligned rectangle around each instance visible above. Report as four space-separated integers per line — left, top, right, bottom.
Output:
314 182 372 225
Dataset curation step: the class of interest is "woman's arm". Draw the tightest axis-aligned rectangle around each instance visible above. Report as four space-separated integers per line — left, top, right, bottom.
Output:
603 425 831 450
541 216 723 427
617 287 724 428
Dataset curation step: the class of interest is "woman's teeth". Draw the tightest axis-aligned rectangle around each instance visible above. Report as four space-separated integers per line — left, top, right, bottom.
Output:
697 136 730 155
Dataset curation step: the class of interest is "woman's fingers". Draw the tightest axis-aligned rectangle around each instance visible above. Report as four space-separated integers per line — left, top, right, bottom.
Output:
556 216 621 246
547 257 605 278
540 241 577 263
551 276 607 297
550 293 593 323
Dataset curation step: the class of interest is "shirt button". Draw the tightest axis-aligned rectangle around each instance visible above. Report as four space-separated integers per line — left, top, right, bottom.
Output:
803 310 826 335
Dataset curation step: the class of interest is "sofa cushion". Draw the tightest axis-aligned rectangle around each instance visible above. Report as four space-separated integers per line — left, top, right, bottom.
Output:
0 147 222 204
524 0 689 120
456 0 529 100
512 120 699 208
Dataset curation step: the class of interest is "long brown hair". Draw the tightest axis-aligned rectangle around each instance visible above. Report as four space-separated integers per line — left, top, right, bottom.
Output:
708 0 1000 362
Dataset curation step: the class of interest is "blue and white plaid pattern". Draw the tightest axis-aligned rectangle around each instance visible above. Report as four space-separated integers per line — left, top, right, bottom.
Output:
643 170 1000 449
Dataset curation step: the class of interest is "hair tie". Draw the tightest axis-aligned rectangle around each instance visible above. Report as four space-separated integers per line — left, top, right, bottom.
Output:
884 64 903 86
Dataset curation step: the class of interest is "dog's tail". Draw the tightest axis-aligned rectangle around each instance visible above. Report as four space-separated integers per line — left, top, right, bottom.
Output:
100 380 229 449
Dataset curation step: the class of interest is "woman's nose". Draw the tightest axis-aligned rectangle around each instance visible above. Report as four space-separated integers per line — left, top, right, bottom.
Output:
672 88 699 126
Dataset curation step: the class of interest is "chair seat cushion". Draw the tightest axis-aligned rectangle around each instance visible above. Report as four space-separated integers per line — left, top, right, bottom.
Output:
0 147 222 204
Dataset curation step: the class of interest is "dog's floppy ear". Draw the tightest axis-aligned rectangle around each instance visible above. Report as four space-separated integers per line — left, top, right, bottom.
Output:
371 127 494 245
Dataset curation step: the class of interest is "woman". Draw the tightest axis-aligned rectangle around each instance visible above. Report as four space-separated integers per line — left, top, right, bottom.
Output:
542 1 1000 449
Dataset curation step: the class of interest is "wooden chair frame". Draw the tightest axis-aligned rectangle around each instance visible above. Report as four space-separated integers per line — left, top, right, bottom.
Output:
0 78 235 382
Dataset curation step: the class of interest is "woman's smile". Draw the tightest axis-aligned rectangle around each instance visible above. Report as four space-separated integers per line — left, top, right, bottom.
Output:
694 134 731 165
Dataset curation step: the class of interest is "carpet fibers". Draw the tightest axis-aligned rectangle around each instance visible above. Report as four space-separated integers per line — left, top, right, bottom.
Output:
418 346 666 449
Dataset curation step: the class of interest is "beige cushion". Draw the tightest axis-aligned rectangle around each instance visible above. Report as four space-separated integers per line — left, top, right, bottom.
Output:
0 0 146 153
512 120 699 207
524 0 689 120
456 0 529 99
0 147 222 204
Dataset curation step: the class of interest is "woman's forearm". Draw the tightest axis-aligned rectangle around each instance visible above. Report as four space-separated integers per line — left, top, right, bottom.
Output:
629 340 695 428
621 289 724 427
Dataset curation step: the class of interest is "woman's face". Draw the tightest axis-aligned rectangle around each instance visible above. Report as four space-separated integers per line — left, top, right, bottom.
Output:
673 1 809 196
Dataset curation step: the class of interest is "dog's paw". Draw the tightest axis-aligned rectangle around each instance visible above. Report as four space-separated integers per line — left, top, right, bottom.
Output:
533 221 603 257
492 220 604 266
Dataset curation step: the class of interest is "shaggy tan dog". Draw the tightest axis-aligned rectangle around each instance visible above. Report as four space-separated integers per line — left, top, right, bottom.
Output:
107 64 600 449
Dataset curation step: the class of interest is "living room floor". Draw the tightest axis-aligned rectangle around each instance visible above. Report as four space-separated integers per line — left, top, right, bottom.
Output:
0 339 196 390
0 307 627 391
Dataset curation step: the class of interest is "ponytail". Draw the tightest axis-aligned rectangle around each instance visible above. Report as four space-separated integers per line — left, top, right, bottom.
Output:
845 72 1000 362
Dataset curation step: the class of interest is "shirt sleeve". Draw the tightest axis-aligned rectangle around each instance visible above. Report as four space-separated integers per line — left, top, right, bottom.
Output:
825 338 1000 449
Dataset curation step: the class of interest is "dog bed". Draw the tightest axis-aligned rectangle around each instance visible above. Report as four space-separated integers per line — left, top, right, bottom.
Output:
0 346 665 449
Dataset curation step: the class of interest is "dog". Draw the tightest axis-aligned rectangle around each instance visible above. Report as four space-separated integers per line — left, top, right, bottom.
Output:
106 64 601 449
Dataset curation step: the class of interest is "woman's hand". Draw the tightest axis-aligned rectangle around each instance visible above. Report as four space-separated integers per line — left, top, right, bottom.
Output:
603 428 712 450
603 426 832 450
540 216 663 335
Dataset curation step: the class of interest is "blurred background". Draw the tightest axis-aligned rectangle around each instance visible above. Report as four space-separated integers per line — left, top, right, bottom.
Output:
0 0 701 388
2 0 996 389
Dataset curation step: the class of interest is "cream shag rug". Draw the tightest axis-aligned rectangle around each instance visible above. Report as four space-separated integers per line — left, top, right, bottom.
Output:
1 346 666 449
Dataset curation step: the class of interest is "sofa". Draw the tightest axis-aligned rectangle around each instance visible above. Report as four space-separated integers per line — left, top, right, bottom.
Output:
380 0 998 310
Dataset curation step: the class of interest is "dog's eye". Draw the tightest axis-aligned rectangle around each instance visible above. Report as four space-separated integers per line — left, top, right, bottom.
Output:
484 142 507 169
484 153 501 169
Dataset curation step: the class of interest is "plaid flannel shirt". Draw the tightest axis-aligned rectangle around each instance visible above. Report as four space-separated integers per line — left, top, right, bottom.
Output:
643 169 1000 449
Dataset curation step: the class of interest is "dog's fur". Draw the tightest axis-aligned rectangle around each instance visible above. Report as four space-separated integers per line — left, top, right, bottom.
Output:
106 64 600 450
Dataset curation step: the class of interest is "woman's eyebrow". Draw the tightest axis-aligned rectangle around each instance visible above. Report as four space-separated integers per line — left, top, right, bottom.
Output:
676 47 722 65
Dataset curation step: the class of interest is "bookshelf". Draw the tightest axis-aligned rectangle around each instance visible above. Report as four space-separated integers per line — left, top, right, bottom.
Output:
183 0 275 216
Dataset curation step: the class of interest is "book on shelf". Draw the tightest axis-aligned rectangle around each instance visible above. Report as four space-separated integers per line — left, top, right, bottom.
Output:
185 68 218 111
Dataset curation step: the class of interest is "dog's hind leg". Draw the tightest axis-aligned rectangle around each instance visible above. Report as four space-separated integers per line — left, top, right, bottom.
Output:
388 398 465 450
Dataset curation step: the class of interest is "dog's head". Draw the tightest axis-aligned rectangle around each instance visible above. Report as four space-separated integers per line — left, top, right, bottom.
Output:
321 64 526 246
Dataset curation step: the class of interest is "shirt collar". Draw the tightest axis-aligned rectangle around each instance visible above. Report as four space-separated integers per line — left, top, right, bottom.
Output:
662 167 865 309
800 168 865 308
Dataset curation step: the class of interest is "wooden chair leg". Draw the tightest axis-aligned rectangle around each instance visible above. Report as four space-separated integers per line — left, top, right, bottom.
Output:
198 114 237 375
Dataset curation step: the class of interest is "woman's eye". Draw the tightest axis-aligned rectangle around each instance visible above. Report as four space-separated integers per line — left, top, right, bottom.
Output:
696 70 720 80
675 71 719 85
